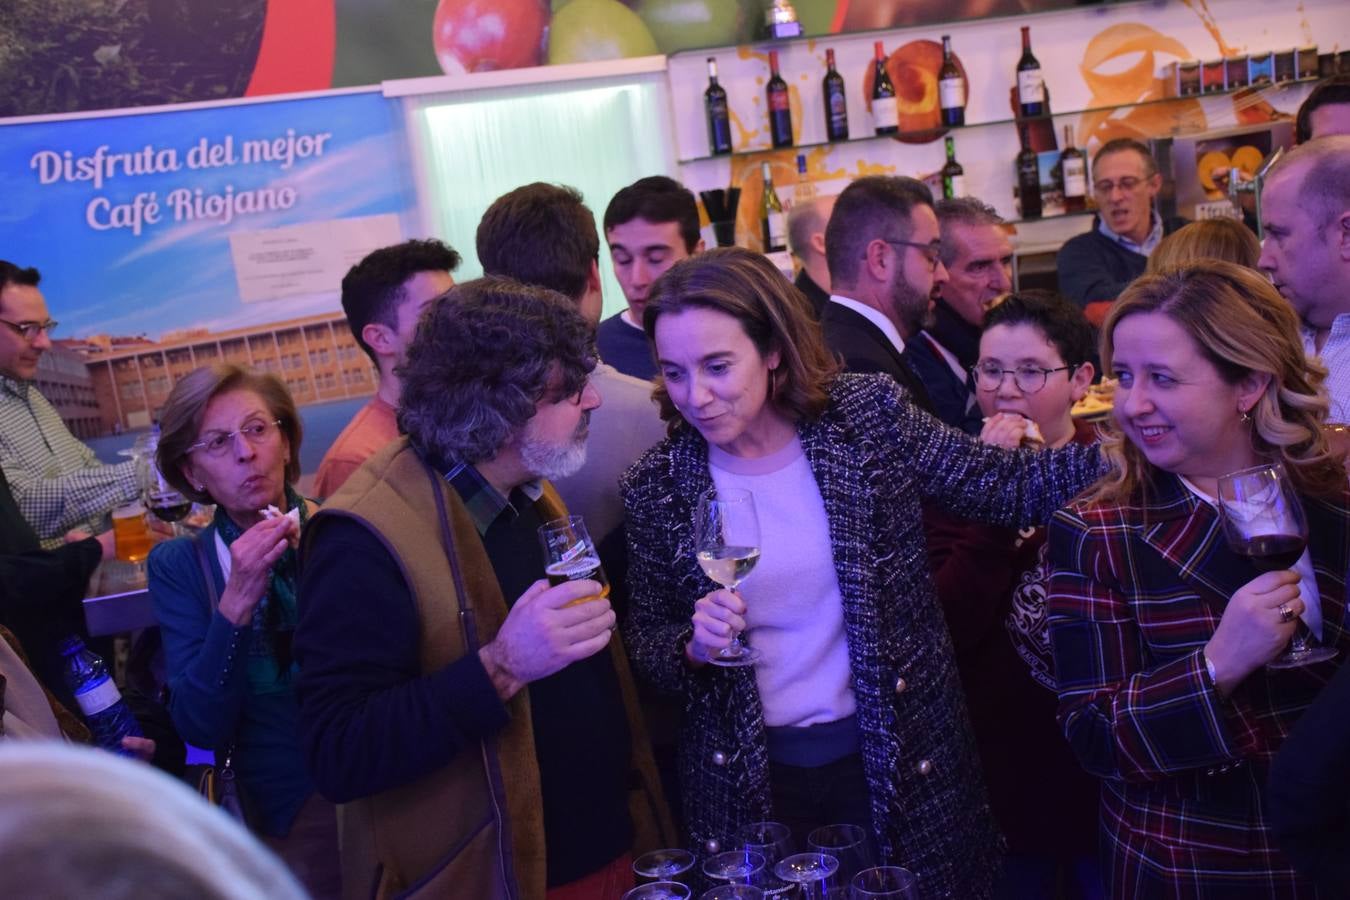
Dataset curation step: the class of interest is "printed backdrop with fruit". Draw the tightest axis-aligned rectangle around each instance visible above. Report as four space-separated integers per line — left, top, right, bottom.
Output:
1 0 1091 117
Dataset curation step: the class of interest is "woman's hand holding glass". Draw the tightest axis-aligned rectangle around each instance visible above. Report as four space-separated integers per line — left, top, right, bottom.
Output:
218 515 298 626
687 588 749 667
1204 570 1305 695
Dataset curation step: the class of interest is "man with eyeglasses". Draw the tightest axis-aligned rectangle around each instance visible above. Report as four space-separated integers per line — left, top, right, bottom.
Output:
1056 139 1187 325
900 197 1016 435
0 260 140 547
819 175 949 415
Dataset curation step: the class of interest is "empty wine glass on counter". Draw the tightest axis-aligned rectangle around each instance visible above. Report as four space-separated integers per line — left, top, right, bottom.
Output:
773 852 839 900
694 487 762 666
634 849 698 887
849 866 918 899
624 883 693 900
739 821 794 866
807 825 873 887
700 886 765 900
702 849 765 887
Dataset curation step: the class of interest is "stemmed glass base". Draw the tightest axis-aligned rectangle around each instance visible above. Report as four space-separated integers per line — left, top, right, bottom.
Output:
708 645 762 668
1268 642 1338 669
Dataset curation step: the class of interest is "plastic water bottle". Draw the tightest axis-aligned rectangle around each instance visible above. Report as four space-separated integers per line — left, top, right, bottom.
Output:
59 636 143 755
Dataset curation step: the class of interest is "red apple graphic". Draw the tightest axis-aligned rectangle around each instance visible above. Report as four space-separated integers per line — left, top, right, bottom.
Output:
433 0 550 75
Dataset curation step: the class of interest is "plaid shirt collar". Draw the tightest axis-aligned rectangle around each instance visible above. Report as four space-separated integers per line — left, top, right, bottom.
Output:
440 456 543 537
1139 469 1204 522
0 374 31 401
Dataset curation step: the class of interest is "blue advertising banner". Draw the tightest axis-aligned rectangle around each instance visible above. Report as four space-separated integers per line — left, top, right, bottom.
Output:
0 89 418 452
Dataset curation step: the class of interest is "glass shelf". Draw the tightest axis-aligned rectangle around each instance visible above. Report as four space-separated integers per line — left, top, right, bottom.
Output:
677 76 1320 164
1008 209 1094 227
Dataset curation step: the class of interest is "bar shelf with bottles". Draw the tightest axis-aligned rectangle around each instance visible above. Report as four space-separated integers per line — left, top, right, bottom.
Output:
680 73 1321 165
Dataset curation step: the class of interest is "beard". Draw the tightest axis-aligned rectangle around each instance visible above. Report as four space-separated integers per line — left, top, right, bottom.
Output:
888 265 935 337
519 415 590 481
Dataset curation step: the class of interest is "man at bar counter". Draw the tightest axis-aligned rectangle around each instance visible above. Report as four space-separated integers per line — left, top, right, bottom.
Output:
1055 139 1186 324
597 175 704 381
311 239 460 499
1258 135 1350 422
0 260 141 547
294 277 671 900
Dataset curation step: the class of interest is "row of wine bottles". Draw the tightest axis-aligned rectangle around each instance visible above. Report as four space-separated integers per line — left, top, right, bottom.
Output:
752 122 1088 253
705 26 1047 156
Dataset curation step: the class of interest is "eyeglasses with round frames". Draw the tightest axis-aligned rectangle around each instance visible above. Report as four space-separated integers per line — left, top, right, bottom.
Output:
971 362 1076 394
187 419 283 457
0 318 58 342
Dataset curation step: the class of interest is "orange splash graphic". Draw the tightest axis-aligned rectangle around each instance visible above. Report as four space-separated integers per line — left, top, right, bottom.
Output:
1077 22 1203 150
1180 0 1238 56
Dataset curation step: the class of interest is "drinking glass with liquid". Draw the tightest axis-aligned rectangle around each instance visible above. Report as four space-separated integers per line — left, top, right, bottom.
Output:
694 487 762 666
111 502 153 562
538 515 609 606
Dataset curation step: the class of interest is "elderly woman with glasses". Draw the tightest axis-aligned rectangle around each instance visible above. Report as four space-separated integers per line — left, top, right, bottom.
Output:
148 364 339 898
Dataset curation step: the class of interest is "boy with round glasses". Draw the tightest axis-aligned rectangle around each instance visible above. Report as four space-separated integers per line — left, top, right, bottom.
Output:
924 290 1104 899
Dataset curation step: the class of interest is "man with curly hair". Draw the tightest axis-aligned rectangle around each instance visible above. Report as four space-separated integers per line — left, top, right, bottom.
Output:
294 277 672 900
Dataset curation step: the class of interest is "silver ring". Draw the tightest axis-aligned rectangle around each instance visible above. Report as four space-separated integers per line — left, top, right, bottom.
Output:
1279 603 1295 623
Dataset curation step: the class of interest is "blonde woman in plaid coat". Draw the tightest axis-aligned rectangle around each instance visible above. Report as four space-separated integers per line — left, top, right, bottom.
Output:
621 249 1106 898
1048 261 1350 898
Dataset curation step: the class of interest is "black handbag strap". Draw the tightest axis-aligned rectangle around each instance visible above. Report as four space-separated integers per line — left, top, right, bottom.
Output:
193 531 236 768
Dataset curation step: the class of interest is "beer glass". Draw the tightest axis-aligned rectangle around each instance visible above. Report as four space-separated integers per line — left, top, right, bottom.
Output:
111 502 153 562
537 515 609 605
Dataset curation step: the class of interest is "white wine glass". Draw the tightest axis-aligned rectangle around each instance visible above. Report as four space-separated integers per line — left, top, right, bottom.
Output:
694 488 762 667
1217 463 1336 668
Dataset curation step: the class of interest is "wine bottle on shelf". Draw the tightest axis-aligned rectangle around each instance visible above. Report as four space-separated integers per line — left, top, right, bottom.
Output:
939 36 965 127
767 50 793 149
793 153 818 206
1016 26 1046 118
871 41 898 136
704 57 733 156
1016 124 1043 219
941 137 966 199
1060 125 1087 214
822 48 849 142
761 161 788 252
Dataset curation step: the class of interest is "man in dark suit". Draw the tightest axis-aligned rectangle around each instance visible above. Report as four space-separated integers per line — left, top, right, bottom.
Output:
786 194 834 319
818 176 948 415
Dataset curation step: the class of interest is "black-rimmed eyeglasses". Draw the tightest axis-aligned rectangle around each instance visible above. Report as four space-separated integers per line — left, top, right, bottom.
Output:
971 363 1076 394
874 239 942 273
0 318 58 342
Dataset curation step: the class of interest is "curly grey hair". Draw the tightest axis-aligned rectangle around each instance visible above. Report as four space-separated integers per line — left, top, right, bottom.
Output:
396 276 596 464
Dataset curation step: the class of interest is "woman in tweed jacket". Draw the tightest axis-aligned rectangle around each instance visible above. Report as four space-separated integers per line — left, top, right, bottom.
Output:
1048 262 1350 898
620 249 1104 898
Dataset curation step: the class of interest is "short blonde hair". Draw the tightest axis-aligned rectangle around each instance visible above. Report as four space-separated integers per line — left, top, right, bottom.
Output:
0 743 306 900
1147 218 1261 274
1084 260 1344 506
156 364 302 503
